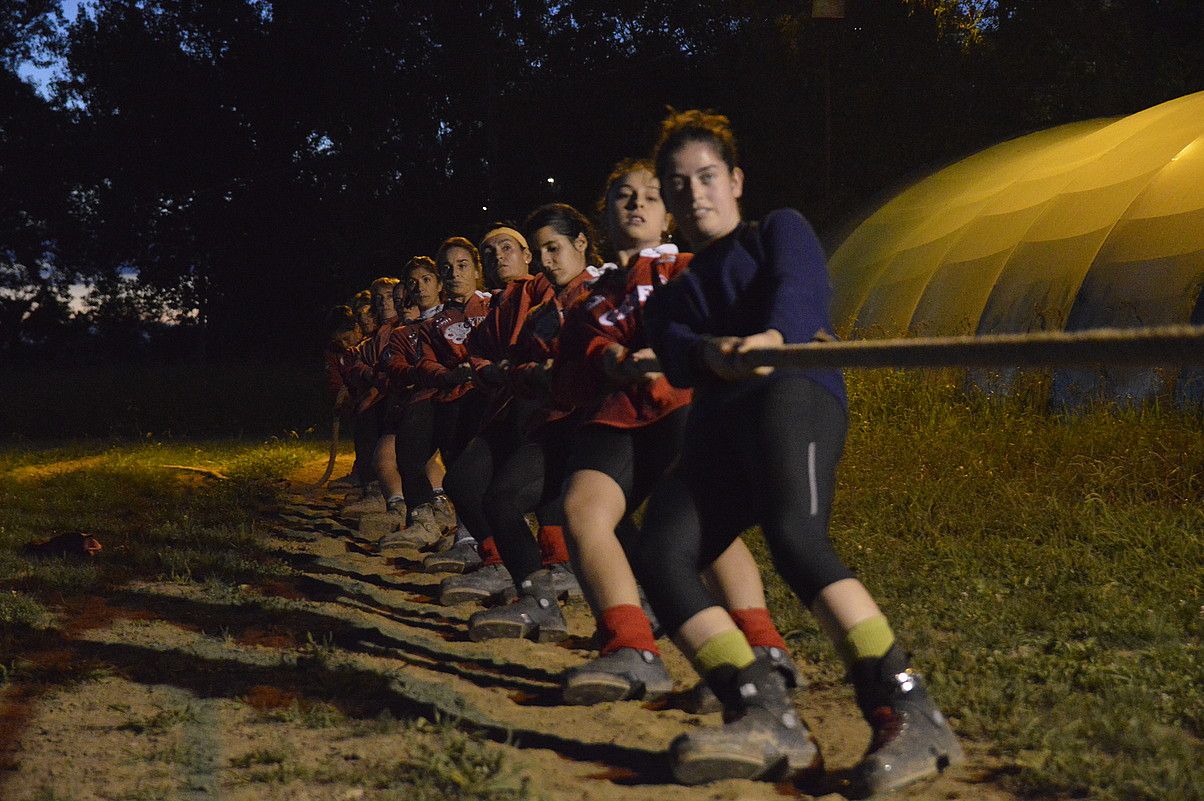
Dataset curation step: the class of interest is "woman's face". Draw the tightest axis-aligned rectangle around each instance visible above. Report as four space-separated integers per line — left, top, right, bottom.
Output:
533 226 588 287
661 139 743 249
405 267 442 311
370 285 397 322
480 234 531 286
440 246 481 299
356 305 377 333
606 168 669 251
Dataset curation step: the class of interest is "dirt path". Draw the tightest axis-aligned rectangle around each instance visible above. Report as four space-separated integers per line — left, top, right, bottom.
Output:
3 458 1022 800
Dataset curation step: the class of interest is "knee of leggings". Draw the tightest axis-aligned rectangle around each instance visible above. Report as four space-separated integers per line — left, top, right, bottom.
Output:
442 466 474 505
762 525 854 607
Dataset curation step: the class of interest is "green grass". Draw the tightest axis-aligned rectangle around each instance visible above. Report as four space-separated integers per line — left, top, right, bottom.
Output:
750 369 1203 801
0 438 320 674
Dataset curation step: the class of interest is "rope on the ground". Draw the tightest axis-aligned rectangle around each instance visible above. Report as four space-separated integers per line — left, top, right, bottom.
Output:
647 324 1204 371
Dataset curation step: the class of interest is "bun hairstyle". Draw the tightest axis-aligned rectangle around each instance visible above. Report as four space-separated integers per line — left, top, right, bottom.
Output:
652 107 740 181
524 202 601 267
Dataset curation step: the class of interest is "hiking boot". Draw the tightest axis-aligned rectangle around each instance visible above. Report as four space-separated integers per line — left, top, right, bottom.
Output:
423 538 482 574
438 563 516 605
670 656 821 785
562 647 673 705
850 645 964 795
431 492 456 533
682 644 801 714
548 562 583 600
379 503 442 551
342 487 386 515
467 569 568 643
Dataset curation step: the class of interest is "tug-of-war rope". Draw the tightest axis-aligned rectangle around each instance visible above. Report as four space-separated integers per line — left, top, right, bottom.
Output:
641 324 1204 371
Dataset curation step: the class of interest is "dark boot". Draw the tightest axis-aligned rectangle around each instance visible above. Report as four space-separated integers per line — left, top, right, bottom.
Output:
849 645 964 795
467 568 568 643
670 656 821 785
682 644 801 714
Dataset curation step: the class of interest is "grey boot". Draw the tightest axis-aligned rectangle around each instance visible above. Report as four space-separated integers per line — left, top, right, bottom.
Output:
431 492 457 533
467 569 568 643
342 484 386 515
670 656 821 785
562 647 673 705
423 538 482 574
683 644 801 715
547 562 583 600
379 503 442 551
438 563 516 605
849 645 964 795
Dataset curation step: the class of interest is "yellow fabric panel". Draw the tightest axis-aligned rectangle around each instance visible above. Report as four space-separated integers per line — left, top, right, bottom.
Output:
829 90 1204 347
909 252 1014 336
976 228 1113 334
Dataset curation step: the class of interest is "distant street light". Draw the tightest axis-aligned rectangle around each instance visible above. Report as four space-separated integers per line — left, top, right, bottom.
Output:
482 205 488 212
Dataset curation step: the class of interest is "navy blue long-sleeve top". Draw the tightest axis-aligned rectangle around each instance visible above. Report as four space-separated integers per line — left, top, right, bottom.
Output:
643 208 847 408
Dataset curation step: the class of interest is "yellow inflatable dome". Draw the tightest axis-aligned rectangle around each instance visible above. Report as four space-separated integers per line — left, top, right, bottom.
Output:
828 90 1204 406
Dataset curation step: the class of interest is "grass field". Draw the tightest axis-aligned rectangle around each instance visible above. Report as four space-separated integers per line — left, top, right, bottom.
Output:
1 368 1201 800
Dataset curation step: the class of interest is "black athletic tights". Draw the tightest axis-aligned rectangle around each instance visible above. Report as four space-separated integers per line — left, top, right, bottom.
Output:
481 415 576 585
634 372 854 634
441 396 542 545
394 390 489 507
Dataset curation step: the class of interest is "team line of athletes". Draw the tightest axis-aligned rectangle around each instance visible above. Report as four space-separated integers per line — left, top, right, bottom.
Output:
320 108 965 793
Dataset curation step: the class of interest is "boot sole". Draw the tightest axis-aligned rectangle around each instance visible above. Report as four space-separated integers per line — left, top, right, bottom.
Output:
439 586 516 606
671 750 774 785
562 676 670 705
468 619 568 643
423 558 482 574
857 738 963 794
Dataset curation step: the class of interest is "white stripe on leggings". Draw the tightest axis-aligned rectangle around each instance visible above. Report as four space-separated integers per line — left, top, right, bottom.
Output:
808 441 818 517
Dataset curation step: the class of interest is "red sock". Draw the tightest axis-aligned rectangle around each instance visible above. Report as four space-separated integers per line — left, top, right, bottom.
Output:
730 607 789 651
598 604 659 655
479 536 502 566
538 525 570 565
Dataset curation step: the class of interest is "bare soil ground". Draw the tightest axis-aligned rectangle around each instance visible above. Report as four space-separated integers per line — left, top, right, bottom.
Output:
3 456 1024 801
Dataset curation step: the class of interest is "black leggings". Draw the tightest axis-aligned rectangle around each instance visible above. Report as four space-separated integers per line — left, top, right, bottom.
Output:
442 396 542 543
394 390 489 507
567 407 689 514
482 416 576 585
634 373 853 634
352 403 382 482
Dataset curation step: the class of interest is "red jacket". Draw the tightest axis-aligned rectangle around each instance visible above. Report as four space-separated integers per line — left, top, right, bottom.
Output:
345 318 398 408
463 273 557 426
323 341 357 400
512 266 605 429
554 246 693 428
415 291 493 402
382 308 441 406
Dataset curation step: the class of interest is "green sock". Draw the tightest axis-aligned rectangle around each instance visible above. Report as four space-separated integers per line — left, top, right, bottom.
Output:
837 615 895 669
693 629 756 679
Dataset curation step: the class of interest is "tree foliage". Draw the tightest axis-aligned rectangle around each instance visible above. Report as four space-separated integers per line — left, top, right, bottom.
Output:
1 0 1201 359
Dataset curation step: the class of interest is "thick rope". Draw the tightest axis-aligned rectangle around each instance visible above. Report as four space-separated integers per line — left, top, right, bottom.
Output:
642 324 1204 371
